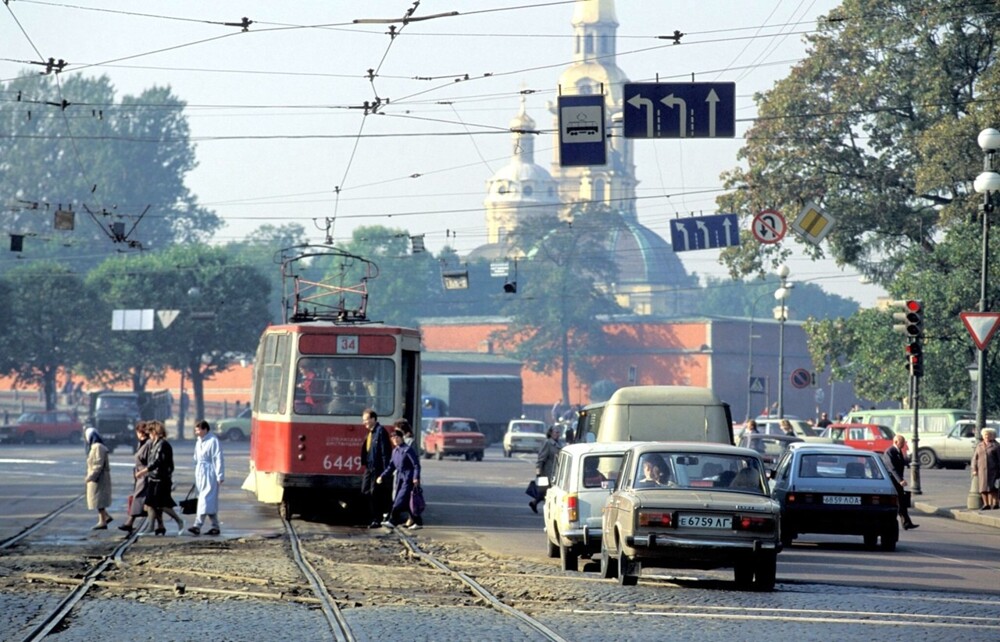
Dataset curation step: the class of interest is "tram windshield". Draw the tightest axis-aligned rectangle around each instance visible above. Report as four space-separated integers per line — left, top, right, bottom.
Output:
293 357 396 417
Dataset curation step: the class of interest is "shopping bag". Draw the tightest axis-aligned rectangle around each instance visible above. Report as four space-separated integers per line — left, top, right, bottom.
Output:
179 484 198 515
410 485 426 516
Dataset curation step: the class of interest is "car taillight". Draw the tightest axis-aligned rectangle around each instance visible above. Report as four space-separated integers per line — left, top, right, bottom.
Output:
733 514 775 532
638 511 673 527
566 494 578 522
868 494 898 507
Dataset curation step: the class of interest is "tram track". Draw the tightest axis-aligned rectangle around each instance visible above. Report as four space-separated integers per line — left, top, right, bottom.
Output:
0 494 85 552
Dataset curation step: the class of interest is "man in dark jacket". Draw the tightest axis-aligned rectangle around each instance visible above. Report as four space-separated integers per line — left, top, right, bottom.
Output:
881 434 918 530
360 409 392 528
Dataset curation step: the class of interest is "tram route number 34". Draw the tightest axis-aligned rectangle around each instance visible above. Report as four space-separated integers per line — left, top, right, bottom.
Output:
338 335 359 354
323 455 363 471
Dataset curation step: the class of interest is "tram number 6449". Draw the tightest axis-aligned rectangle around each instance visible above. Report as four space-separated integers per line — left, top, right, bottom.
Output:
323 455 363 471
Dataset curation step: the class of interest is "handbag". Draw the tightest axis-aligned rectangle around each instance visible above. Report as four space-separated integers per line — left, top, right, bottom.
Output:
409 485 426 517
179 484 198 515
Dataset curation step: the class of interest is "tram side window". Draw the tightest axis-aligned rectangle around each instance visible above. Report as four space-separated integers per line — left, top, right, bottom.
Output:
257 334 290 414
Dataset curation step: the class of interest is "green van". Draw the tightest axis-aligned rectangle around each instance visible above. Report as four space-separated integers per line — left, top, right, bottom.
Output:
842 408 974 442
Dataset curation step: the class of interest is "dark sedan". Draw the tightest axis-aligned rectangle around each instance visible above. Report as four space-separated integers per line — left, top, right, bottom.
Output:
770 444 900 550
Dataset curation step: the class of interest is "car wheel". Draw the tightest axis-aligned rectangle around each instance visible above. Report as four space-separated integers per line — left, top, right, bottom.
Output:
881 523 899 552
863 532 878 549
547 535 559 558
780 522 794 547
422 450 432 460
617 549 638 586
733 560 754 590
917 448 938 469
464 453 472 461
226 428 244 442
560 543 578 572
753 553 777 591
436 447 444 461
22 431 36 445
474 451 483 461
599 543 618 579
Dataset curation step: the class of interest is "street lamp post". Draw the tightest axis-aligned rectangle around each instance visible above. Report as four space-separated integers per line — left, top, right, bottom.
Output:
746 289 773 421
973 128 1000 436
967 128 1000 509
775 266 792 419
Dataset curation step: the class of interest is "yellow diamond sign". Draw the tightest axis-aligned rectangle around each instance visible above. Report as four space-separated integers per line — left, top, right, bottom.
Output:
791 201 835 245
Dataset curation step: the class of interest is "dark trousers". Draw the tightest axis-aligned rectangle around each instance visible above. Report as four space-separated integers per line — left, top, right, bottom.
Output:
890 476 913 525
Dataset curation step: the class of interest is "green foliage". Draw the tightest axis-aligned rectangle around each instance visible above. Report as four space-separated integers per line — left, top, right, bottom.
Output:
0 261 105 409
717 0 1000 283
696 276 859 320
492 205 627 403
0 72 220 268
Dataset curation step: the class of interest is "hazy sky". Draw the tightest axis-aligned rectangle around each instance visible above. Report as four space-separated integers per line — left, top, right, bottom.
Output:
1 0 886 306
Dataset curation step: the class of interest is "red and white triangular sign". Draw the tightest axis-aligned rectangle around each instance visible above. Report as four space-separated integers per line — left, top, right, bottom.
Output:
960 312 1000 351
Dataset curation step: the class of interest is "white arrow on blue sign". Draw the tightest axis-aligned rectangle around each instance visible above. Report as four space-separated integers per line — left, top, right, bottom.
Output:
669 214 740 252
623 82 736 139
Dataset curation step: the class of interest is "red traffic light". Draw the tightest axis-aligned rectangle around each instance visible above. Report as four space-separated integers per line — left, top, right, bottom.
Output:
905 300 922 312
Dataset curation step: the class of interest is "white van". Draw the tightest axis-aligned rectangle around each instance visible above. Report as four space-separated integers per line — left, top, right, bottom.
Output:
591 386 733 445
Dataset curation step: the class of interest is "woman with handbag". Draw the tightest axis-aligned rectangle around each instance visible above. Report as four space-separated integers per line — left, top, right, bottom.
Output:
138 421 184 536
119 421 152 534
84 426 113 530
376 425 422 530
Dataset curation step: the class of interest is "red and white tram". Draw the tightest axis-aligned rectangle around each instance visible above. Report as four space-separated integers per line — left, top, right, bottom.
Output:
243 246 420 518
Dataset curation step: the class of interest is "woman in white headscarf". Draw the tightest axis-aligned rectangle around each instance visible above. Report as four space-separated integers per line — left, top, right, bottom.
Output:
84 426 113 529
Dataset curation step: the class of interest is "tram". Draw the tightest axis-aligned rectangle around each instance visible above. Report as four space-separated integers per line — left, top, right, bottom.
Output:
243 246 421 518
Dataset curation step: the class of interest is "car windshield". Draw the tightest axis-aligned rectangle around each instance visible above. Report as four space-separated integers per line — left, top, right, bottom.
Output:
97 397 138 411
511 422 545 434
797 453 885 480
633 452 767 495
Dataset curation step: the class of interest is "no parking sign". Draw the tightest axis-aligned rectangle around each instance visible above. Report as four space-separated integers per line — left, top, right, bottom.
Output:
790 368 812 389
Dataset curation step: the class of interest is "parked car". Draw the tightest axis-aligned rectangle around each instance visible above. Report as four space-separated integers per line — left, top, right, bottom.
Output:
215 406 251 441
736 417 819 442
0 410 83 444
821 423 895 453
503 419 547 457
600 442 781 591
916 420 1000 469
543 442 628 571
736 433 802 472
421 417 486 461
770 443 900 551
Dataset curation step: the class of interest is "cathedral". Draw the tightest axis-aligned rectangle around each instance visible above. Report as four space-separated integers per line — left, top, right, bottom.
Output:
467 0 695 316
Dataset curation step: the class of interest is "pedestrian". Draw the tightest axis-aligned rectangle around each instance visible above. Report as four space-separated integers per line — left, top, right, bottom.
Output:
139 420 185 536
972 427 1000 510
188 419 225 536
360 408 393 528
119 421 152 534
529 426 562 513
816 412 832 429
376 427 422 529
84 426 113 530
780 419 795 437
881 434 919 530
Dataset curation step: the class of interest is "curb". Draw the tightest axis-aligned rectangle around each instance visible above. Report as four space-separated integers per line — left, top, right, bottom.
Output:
914 501 1000 529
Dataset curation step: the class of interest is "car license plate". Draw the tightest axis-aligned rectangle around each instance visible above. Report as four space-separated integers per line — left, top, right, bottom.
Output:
823 495 861 505
456 439 472 444
679 515 732 529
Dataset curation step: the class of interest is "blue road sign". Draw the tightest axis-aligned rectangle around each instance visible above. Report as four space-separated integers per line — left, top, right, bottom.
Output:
669 214 740 252
623 82 736 139
558 95 606 167
749 376 767 394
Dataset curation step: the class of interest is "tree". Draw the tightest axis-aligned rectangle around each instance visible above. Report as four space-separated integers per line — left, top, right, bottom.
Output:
0 261 105 409
492 205 627 405
694 276 859 320
86 246 272 436
717 1 1000 282
0 72 220 269
716 1 1000 412
226 222 309 323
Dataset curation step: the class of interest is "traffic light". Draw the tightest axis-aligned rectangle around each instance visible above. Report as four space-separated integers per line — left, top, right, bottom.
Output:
905 342 924 378
891 300 924 338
